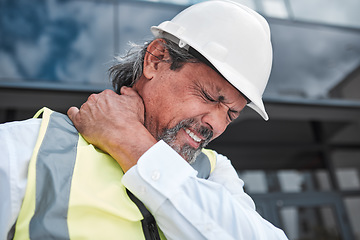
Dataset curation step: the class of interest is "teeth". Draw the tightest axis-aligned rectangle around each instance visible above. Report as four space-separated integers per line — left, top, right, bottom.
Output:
185 128 202 142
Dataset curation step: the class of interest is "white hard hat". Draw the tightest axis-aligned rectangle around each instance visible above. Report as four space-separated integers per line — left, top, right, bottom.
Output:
151 0 272 120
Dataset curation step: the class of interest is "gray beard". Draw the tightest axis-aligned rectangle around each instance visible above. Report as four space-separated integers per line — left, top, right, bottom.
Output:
158 119 213 164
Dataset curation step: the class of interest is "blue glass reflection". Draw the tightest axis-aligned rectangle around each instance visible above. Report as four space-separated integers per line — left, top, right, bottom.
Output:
0 0 187 90
0 0 114 87
116 3 185 53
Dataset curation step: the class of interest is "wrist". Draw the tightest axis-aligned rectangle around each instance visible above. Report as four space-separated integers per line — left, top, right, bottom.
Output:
106 123 157 172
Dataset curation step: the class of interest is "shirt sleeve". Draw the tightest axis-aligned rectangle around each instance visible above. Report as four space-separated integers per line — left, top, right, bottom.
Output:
0 119 41 240
207 151 257 210
122 140 288 240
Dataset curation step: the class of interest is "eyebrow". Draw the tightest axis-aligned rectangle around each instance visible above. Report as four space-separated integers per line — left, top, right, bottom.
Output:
214 92 242 117
196 80 242 114
218 95 225 102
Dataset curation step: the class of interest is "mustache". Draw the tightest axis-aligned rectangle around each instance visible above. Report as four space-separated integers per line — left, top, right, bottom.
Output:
158 118 213 145
178 119 213 144
197 125 213 143
159 119 213 163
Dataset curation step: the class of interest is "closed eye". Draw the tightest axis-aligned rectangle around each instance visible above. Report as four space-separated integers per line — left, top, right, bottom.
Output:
198 86 240 122
194 87 217 104
201 89 217 103
201 89 239 122
228 109 239 122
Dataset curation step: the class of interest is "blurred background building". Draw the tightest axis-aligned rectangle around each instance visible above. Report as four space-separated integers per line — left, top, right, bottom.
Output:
0 0 359 239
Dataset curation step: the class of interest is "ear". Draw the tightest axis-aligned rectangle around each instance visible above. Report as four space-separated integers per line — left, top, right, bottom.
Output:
143 39 171 80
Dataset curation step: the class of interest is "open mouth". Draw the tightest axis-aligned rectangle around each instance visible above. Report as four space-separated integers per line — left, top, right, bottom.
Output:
185 128 202 143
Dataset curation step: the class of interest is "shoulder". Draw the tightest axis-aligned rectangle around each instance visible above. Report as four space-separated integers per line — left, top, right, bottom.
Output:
202 148 231 167
0 118 41 162
0 118 41 131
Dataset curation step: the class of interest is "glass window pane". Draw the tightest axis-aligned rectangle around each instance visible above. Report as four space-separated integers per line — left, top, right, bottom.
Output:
238 170 268 193
263 0 289 19
344 197 360 240
0 0 114 87
289 0 360 28
137 0 203 5
332 150 360 191
277 170 332 193
231 0 256 10
138 0 257 10
278 170 304 192
336 169 360 190
116 3 184 53
239 169 333 193
279 205 343 240
315 170 332 191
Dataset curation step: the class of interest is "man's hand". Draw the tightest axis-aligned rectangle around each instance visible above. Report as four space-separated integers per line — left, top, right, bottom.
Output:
67 88 157 172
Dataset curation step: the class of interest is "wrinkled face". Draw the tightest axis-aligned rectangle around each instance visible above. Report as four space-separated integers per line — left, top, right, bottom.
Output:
135 40 247 163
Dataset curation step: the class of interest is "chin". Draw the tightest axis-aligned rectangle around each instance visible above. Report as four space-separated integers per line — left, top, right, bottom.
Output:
170 142 202 164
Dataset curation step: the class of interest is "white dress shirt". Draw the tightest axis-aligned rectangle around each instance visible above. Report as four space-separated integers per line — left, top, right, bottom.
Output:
0 119 288 240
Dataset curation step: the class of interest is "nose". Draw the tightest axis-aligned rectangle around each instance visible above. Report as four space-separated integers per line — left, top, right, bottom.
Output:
201 107 229 139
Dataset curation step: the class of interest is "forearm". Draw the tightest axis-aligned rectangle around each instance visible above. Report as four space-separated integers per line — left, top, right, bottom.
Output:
122 141 288 240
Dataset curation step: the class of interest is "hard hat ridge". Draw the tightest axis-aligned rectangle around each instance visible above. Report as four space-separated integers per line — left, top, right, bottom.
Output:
151 0 273 120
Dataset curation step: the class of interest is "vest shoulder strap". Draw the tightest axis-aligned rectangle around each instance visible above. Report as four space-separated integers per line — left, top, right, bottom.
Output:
202 148 217 173
191 148 217 179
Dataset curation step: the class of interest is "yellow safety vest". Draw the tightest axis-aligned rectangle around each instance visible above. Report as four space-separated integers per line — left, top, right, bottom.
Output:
14 108 216 239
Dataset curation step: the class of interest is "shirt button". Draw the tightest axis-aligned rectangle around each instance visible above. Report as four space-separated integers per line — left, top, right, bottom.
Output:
151 170 161 181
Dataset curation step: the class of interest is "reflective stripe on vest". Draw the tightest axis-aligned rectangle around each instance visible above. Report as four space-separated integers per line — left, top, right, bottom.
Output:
14 107 216 239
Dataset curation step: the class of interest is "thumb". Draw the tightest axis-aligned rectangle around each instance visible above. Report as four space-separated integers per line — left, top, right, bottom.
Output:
67 106 79 123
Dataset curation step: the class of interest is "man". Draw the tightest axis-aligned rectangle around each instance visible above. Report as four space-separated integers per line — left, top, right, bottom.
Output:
0 1 288 239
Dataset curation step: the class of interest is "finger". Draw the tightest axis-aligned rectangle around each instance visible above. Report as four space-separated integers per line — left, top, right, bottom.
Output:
87 93 99 103
119 86 127 95
67 106 79 123
120 86 139 97
102 89 116 96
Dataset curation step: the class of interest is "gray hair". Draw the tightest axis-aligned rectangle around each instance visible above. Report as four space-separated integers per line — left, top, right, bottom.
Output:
109 39 199 94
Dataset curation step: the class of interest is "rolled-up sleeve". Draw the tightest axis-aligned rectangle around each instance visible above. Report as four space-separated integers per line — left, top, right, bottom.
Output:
122 140 288 240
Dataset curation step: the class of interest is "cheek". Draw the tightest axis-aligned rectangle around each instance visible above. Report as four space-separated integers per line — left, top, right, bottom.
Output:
144 101 177 132
173 102 209 126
